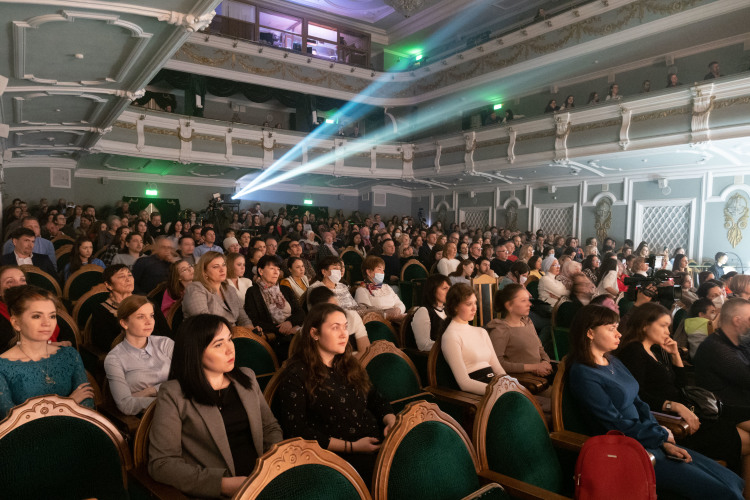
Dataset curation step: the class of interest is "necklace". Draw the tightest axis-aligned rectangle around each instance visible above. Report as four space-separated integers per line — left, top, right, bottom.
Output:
17 342 55 385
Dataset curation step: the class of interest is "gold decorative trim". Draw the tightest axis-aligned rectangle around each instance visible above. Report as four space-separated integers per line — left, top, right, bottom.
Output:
232 138 262 147
114 121 136 130
477 138 510 148
145 126 177 137
632 106 690 122
570 119 621 132
192 133 224 142
714 96 750 110
516 129 556 142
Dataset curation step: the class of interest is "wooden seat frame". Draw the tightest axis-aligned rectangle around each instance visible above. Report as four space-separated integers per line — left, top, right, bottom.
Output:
63 264 104 301
234 437 373 499
358 340 433 407
20 264 62 297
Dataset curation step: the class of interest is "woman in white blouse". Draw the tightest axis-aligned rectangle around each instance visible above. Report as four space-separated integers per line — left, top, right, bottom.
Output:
596 257 620 298
225 252 252 306
538 256 569 305
437 242 460 276
441 283 506 395
104 295 173 415
354 255 406 321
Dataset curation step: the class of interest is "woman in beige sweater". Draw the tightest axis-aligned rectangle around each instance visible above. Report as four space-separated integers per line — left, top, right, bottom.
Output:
486 284 552 381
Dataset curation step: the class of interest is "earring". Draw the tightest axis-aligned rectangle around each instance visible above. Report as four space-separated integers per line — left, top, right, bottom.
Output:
314 337 319 341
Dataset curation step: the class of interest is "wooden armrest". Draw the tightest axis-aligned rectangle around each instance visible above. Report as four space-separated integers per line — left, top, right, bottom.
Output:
652 411 690 438
478 469 571 500
461 483 508 500
390 392 433 406
426 386 482 407
549 430 588 452
128 465 189 500
508 373 549 394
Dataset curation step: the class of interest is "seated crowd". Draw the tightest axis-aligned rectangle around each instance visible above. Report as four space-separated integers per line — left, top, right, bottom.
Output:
1 195 749 498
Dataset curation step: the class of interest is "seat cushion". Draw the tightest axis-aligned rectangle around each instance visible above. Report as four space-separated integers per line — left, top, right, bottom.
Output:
234 337 276 375
0 416 127 500
387 421 479 500
485 392 564 493
365 322 397 343
256 463 360 500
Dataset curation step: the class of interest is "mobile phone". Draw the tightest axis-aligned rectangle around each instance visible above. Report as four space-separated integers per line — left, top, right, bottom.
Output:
666 454 687 462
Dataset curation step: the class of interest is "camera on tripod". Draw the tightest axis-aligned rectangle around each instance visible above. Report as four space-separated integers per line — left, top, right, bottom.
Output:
623 266 682 308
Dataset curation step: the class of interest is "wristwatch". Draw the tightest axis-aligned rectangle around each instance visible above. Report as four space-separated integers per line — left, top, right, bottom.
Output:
665 401 672 411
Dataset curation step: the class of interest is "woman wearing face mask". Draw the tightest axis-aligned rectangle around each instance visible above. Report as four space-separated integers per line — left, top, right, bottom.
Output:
308 256 360 311
617 303 750 484
441 284 506 396
448 259 475 285
354 256 406 322
487 284 553 384
538 257 569 305
104 295 173 416
498 261 530 290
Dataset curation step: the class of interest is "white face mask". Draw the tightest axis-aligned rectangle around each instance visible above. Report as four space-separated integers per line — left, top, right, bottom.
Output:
328 269 342 284
373 272 385 285
712 295 725 309
520 276 528 284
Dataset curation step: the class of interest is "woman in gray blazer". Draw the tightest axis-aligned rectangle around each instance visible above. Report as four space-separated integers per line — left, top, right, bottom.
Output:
182 251 253 327
148 314 282 498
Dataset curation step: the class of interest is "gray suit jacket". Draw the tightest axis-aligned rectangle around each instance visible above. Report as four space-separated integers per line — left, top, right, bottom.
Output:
148 368 282 498
182 281 252 327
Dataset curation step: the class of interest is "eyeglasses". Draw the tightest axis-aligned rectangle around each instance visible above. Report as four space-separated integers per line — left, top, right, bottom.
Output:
551 264 561 268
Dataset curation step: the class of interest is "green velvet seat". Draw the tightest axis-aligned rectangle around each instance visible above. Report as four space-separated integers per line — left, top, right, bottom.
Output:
64 266 104 302
53 238 74 250
526 280 540 300
485 391 567 494
373 401 501 500
388 421 479 499
555 301 579 329
234 336 279 392
364 320 399 344
22 267 61 296
235 438 371 499
73 286 109 329
0 397 131 500
257 464 360 500
360 342 434 414
551 326 571 361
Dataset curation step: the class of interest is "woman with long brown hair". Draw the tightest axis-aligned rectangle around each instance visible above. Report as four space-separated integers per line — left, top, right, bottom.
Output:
275 302 395 486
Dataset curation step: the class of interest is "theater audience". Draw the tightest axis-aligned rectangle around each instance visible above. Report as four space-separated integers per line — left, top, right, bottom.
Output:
244 256 304 359
616 303 749 476
308 256 360 311
161 260 193 316
1 228 57 277
194 227 224 260
354 255 406 321
538 257 568 305
567 304 744 499
111 232 143 269
306 286 369 354
275 303 394 486
486 284 552 382
101 226 130 266
411 274 450 352
63 237 105 281
280 256 309 303
225 253 252 306
441 283 505 395
183 252 252 328
104 295 173 416
0 286 93 418
448 258 474 285
149 314 282 498
132 236 175 294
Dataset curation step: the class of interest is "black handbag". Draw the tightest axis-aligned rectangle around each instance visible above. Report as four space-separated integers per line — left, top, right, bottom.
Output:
680 385 722 421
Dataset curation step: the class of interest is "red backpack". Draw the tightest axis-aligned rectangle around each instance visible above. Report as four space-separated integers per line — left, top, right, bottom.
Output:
574 430 657 500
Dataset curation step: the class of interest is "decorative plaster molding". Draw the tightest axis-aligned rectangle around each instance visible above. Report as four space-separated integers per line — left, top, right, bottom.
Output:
13 11 153 86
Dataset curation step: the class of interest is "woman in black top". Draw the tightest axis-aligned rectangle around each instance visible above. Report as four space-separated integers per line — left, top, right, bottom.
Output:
275 302 395 486
616 303 749 475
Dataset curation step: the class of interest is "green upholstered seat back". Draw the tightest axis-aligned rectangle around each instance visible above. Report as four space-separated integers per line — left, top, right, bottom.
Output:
403 263 427 281
68 270 104 301
618 298 635 317
56 318 78 349
53 239 73 250
436 348 460 390
562 379 592 435
365 322 398 344
234 337 276 374
673 308 687 333
365 353 422 402
255 463 360 500
526 280 539 300
341 252 363 284
555 302 578 329
387 421 479 500
0 416 126 499
25 271 58 295
171 304 184 332
57 251 72 271
485 392 564 493
551 327 571 361
77 291 108 328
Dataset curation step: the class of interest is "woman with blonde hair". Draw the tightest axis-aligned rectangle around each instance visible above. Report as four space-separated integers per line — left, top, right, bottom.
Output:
225 252 252 306
182 251 252 327
105 295 173 415
517 244 534 263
